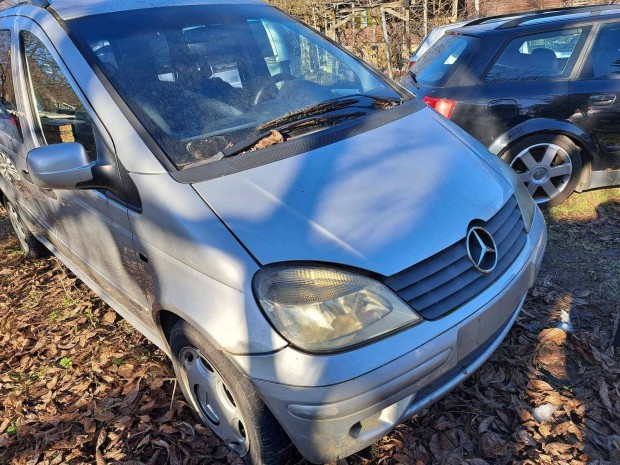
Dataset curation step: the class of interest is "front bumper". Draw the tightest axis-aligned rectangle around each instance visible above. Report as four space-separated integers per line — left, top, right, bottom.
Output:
236 208 546 463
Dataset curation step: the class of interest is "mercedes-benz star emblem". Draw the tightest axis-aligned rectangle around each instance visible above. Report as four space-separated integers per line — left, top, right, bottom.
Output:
466 227 498 274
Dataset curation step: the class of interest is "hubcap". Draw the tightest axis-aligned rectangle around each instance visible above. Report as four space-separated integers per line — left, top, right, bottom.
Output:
7 203 29 253
179 347 249 457
510 143 572 204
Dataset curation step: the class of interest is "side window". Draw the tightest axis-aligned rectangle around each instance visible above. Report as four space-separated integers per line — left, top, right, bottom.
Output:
0 30 23 142
589 24 620 78
485 29 583 83
21 31 96 159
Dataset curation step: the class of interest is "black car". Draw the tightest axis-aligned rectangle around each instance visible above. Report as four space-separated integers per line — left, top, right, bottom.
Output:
401 5 620 206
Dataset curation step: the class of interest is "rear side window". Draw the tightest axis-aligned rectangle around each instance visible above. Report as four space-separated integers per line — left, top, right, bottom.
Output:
410 35 476 87
588 23 620 78
21 31 97 159
0 31 23 142
485 28 584 83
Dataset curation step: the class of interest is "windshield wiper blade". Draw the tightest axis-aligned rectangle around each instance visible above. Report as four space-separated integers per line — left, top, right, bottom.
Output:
257 94 401 133
408 71 420 89
221 111 366 160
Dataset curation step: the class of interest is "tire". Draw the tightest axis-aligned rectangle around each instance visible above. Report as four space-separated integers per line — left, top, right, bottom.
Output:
169 320 295 465
500 134 583 208
5 200 48 259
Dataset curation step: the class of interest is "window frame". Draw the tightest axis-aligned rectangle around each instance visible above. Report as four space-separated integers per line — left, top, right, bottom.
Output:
0 28 24 144
482 25 592 84
15 18 140 209
577 20 620 81
14 18 114 155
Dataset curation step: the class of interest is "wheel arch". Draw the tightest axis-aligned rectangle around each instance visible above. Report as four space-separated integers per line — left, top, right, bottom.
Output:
488 118 597 192
157 309 183 348
155 309 235 356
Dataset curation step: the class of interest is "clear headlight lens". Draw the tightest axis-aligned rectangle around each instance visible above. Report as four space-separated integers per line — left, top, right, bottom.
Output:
485 153 535 231
253 266 421 352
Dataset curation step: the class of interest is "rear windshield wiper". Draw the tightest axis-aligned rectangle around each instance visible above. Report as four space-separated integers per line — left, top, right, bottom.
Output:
257 94 402 133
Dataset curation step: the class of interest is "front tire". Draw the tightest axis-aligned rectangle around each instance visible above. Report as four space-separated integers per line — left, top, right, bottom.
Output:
169 320 294 465
5 201 47 258
501 134 583 208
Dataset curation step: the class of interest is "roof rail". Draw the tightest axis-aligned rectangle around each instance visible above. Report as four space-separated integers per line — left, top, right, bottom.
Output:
5 0 50 8
464 6 596 27
497 4 620 29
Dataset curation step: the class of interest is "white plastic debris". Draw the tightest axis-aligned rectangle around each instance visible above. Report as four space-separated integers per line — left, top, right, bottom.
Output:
555 310 574 333
532 404 558 422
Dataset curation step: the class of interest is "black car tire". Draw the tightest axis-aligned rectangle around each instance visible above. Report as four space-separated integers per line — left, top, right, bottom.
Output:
169 320 295 465
5 200 48 258
501 133 583 208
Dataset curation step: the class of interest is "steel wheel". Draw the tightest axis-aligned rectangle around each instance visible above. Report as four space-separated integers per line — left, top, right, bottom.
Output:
179 347 249 456
7 201 30 254
510 142 573 205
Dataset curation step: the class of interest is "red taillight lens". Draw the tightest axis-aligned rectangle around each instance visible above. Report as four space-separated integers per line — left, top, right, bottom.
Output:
422 96 456 119
407 60 416 70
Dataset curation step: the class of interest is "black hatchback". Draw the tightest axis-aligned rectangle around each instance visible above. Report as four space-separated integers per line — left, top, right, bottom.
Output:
401 5 620 206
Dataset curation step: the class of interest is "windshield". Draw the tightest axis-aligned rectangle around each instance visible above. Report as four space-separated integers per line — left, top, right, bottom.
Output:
68 6 407 168
410 34 477 87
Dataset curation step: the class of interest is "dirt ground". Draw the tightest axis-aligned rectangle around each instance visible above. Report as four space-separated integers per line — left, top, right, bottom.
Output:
1 190 619 465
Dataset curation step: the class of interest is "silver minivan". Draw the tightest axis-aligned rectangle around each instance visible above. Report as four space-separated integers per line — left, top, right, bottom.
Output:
0 1 546 463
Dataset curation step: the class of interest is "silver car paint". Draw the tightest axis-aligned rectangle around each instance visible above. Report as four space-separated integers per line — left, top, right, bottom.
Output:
246 210 546 463
194 108 511 276
0 2 547 463
49 0 265 20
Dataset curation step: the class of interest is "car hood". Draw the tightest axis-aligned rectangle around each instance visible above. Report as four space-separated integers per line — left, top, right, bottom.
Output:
192 108 513 276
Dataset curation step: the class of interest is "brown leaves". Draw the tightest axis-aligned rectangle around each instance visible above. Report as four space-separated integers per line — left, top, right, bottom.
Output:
249 130 285 152
0 208 231 465
2 192 620 465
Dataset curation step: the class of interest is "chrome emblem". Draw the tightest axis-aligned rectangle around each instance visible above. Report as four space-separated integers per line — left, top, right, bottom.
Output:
466 227 498 274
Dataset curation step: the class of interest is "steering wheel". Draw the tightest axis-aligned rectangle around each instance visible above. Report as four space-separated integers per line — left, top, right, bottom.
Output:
253 73 296 106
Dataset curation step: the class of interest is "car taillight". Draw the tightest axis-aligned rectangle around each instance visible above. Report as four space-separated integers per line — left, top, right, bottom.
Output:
422 96 456 119
407 60 416 70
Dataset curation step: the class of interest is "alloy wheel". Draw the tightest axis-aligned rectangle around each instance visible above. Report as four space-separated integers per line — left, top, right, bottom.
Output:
510 143 573 204
179 347 249 457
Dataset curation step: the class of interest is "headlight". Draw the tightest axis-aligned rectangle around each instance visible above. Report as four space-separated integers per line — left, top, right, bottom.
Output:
484 153 535 231
253 265 421 352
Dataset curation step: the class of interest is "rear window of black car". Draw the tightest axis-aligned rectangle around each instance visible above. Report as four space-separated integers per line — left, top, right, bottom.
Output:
410 34 477 86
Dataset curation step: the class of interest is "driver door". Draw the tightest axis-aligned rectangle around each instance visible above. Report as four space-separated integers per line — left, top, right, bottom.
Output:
16 20 150 318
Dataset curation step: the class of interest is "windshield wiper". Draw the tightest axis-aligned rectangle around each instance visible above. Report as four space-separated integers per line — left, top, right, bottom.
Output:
220 110 366 159
408 71 421 89
257 94 402 133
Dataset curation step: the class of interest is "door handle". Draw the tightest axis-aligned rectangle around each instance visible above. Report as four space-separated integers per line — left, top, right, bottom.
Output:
590 94 617 106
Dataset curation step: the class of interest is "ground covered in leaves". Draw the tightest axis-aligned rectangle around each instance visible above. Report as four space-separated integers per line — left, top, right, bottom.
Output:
1 190 620 465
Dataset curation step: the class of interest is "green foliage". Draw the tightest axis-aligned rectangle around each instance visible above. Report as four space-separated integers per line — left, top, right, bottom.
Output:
7 422 16 435
59 357 72 369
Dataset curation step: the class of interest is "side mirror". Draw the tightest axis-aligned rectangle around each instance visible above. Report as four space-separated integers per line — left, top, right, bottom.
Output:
26 143 95 190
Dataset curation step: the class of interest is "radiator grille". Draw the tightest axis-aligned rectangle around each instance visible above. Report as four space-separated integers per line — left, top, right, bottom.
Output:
385 197 527 320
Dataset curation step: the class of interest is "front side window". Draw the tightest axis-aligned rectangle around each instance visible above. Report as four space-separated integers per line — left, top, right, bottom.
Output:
0 30 23 142
67 5 408 169
485 29 584 83
588 23 620 78
22 31 96 158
